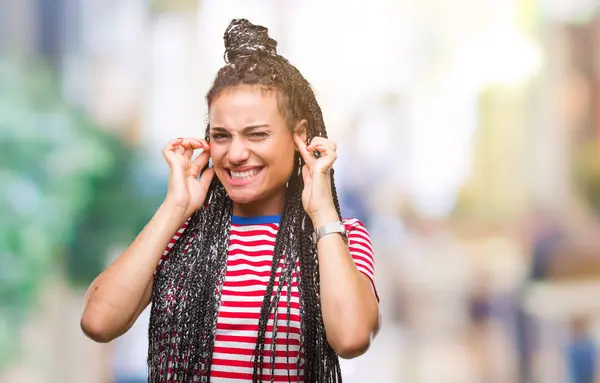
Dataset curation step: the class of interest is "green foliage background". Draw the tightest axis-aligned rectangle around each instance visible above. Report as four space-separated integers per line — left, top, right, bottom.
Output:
0 60 163 367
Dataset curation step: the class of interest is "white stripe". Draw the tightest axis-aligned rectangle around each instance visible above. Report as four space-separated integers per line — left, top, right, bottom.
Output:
221 294 297 302
227 256 277 266
211 377 302 383
210 364 254 374
215 328 302 339
232 224 279 235
353 255 374 269
217 317 302 328
220 305 301 315
210 363 299 376
212 350 301 363
230 233 277 242
221 298 266 305
216 328 301 338
349 242 374 256
354 261 375 276
226 263 275 272
225 273 291 283
229 243 276 252
221 285 297 293
348 234 372 247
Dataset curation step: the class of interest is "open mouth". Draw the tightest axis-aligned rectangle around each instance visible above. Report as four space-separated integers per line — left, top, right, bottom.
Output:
226 167 263 185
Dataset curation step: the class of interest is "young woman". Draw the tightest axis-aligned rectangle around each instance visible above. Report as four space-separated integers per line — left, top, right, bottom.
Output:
81 18 379 382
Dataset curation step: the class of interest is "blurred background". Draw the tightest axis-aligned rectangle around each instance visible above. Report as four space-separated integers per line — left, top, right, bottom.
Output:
2 0 600 382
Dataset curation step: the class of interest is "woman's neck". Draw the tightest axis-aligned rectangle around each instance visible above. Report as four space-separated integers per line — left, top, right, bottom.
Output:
232 191 285 218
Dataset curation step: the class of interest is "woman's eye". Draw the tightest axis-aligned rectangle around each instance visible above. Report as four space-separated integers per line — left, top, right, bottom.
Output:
249 132 268 139
211 134 228 141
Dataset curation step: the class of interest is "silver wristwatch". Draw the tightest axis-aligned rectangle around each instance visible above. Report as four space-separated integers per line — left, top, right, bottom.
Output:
313 221 348 245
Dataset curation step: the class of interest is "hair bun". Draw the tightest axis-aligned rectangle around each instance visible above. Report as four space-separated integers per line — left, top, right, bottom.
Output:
223 19 277 63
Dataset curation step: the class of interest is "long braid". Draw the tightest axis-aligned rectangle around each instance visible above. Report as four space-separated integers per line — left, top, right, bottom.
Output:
259 157 304 382
214 19 346 382
149 179 232 382
252 179 298 381
150 18 346 382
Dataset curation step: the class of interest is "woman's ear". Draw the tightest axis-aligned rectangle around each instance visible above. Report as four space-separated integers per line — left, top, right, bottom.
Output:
294 119 308 145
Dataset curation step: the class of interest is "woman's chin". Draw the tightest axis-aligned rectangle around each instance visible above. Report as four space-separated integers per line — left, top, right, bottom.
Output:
227 189 260 205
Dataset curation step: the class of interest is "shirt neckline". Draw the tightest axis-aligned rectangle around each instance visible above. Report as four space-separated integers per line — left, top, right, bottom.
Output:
231 215 281 225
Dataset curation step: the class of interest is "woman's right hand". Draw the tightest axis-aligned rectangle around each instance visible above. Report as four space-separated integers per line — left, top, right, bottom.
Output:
162 137 215 218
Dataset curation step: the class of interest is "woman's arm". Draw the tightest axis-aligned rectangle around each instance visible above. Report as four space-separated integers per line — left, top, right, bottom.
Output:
80 201 188 343
313 210 380 359
292 132 380 359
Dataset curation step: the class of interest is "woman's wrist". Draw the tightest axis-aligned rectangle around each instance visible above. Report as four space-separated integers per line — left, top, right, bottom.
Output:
160 199 191 224
309 206 339 228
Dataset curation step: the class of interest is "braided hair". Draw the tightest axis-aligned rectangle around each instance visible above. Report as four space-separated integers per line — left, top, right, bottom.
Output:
149 19 344 382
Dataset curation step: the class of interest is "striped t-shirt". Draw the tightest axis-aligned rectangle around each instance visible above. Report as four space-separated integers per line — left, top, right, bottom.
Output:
155 215 377 382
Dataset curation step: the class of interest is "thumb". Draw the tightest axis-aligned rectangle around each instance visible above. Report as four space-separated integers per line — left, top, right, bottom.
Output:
191 149 210 177
301 165 311 186
198 168 215 196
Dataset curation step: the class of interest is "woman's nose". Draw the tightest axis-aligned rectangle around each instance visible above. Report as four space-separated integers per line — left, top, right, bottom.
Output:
227 137 250 164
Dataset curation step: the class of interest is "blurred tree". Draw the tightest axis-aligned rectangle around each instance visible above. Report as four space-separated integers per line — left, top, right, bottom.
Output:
149 0 198 15
0 59 163 368
573 140 600 216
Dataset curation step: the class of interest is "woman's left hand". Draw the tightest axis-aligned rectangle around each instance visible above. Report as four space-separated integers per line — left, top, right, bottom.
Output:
293 134 338 225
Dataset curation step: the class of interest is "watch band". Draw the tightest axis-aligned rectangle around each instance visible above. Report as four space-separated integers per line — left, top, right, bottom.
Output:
313 221 348 244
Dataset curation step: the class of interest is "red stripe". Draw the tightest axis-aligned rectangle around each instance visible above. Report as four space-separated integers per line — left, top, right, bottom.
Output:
223 280 298 288
350 239 374 255
231 228 278 237
216 323 301 335
348 226 370 238
351 253 375 271
350 245 374 261
212 357 298 370
229 238 277 247
218 311 301 322
213 346 300 357
221 299 301 310
225 269 283 278
228 248 278 257
210 370 302 382
226 258 275 268
215 334 301 346
222 289 299 297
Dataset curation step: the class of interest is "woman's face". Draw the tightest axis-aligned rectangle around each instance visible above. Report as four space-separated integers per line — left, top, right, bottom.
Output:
208 85 302 215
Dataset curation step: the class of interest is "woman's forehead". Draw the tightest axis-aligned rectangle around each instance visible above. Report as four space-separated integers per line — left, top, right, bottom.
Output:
209 86 283 125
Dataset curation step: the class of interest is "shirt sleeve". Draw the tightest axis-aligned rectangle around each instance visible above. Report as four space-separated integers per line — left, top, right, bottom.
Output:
343 218 379 302
154 218 191 278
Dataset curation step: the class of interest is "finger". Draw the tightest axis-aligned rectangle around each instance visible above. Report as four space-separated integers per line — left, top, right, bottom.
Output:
182 139 194 158
313 145 337 173
313 144 336 156
294 133 316 168
307 137 336 152
181 138 208 150
162 138 183 154
192 148 211 173
181 138 208 158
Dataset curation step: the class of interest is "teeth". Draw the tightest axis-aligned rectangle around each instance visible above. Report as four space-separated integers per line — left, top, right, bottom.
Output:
230 169 259 179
